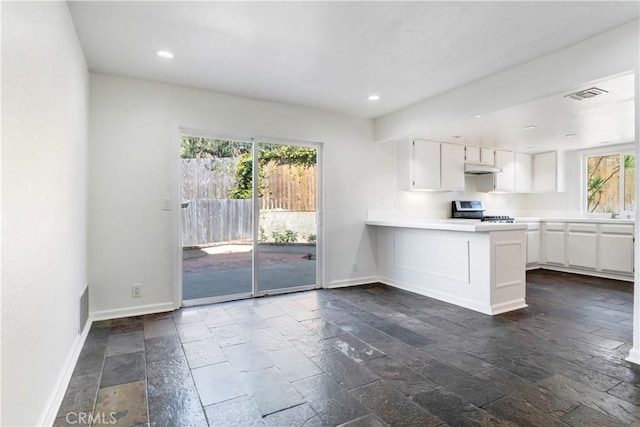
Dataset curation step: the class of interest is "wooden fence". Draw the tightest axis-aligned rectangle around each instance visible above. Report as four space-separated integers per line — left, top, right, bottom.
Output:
182 158 237 200
261 163 317 211
181 158 316 246
181 199 253 246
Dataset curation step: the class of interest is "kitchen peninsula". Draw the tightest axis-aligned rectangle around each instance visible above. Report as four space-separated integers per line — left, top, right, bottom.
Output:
366 213 528 315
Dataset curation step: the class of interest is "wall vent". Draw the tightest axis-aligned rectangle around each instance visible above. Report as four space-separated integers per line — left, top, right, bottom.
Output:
79 286 89 334
564 87 608 101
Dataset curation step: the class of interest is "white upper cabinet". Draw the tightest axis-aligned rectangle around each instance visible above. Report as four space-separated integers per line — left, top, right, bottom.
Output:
514 152 532 193
478 149 515 192
413 140 441 189
477 150 533 193
464 145 480 163
397 139 464 191
465 146 494 165
495 150 516 192
441 142 465 191
533 151 558 192
480 147 495 165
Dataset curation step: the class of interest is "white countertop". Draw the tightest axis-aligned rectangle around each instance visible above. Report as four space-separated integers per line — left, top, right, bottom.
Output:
515 217 634 224
365 219 527 232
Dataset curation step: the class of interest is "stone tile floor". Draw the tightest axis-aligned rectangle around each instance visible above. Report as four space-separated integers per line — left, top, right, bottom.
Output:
55 269 639 426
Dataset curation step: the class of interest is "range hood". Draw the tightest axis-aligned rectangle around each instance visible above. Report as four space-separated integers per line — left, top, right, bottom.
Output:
464 163 503 175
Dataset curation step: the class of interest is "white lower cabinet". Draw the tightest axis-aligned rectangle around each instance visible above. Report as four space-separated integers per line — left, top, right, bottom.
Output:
534 220 634 279
543 223 566 265
600 224 634 274
566 224 597 270
525 224 540 266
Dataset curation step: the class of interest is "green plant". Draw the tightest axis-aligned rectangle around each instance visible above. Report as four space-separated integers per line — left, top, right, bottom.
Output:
259 226 268 243
284 229 298 243
271 229 298 245
180 136 249 159
305 233 316 243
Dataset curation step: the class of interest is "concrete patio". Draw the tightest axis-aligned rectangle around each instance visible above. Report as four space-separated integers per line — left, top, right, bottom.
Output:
182 243 317 301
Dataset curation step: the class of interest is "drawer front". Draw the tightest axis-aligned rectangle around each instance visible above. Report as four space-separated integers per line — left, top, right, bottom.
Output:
544 222 565 232
600 224 634 235
567 223 597 233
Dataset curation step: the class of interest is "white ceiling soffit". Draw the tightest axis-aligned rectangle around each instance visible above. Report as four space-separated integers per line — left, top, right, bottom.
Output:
415 72 635 153
68 1 639 119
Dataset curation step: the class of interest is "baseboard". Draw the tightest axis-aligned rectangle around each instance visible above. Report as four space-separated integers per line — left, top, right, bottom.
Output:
626 347 640 365
378 276 497 315
38 318 92 427
528 265 634 282
489 299 528 315
90 301 177 322
326 276 379 289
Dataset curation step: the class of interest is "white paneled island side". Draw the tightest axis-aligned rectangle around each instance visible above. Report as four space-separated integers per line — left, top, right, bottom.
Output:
366 215 528 316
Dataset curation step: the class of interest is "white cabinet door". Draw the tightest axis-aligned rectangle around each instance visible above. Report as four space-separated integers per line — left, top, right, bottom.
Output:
480 148 495 165
465 145 480 163
533 152 557 192
567 233 597 270
526 229 540 265
566 223 597 270
441 142 465 191
413 140 441 189
544 223 566 265
515 152 532 193
600 232 634 274
494 150 515 192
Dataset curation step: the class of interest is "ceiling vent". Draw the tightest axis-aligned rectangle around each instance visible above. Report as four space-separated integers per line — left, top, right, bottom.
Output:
564 87 608 101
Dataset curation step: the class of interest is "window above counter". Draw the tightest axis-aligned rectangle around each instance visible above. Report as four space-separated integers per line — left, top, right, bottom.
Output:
583 148 635 216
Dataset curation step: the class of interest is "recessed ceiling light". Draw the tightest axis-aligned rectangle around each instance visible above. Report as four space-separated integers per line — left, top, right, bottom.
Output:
424 128 430 132
474 115 481 119
367 94 380 101
566 133 577 138
157 50 174 59
527 147 536 150
524 125 535 130
600 140 611 144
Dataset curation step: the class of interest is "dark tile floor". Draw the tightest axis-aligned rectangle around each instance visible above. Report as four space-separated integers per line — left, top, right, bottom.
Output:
54 269 639 426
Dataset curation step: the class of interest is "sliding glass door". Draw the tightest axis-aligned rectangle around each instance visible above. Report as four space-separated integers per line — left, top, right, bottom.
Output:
181 136 254 302
180 134 320 304
256 141 318 295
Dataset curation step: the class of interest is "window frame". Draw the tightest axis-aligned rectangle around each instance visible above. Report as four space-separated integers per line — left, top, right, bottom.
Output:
581 144 635 217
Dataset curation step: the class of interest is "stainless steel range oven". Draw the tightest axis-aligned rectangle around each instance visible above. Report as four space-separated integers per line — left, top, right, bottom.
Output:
451 200 514 223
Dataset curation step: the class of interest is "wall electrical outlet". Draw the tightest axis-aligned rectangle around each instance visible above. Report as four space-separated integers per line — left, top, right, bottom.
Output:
132 284 142 298
352 262 359 273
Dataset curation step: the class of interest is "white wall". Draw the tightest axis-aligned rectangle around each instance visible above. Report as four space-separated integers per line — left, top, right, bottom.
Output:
88 73 383 317
1 2 89 426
